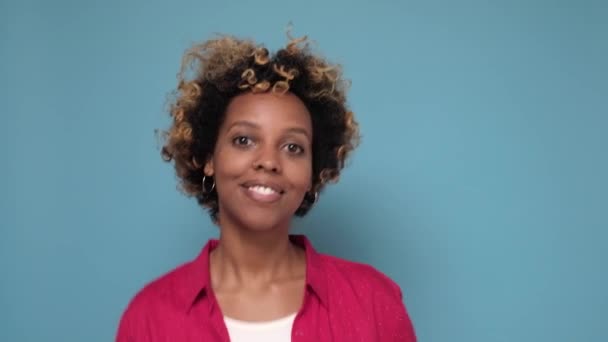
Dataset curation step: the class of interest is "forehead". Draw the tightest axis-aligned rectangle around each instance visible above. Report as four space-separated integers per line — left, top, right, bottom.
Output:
222 92 312 132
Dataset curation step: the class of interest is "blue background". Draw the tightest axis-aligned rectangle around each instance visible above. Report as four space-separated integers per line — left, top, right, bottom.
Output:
1 0 606 341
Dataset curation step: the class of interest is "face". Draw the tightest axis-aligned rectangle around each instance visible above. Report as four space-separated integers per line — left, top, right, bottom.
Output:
204 91 313 232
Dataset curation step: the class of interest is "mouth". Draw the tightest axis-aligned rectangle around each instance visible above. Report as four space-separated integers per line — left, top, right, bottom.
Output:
241 181 284 203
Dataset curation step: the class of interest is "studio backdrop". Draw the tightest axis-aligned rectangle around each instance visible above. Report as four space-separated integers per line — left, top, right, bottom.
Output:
1 0 606 341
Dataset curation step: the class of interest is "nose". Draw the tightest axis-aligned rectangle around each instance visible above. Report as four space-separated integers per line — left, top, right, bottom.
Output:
252 146 281 173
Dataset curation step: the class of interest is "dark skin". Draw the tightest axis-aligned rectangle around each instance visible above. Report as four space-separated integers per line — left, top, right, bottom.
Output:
203 91 313 322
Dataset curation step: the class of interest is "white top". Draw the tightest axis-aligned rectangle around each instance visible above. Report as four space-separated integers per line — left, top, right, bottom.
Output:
224 313 296 342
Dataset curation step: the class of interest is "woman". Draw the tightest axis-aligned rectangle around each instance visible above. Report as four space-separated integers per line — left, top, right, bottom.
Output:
117 34 416 341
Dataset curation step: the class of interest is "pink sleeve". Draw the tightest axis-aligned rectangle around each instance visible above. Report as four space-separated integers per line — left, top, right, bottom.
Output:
377 280 417 342
392 285 417 341
115 299 150 342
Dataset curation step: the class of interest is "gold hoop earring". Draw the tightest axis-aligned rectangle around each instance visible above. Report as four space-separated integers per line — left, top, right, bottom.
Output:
202 175 215 194
308 191 319 204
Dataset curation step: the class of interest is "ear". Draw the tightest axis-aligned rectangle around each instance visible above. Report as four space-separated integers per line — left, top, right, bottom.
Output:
204 157 214 176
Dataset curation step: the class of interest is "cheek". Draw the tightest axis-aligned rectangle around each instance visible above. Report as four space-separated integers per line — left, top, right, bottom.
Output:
212 148 251 179
286 158 313 190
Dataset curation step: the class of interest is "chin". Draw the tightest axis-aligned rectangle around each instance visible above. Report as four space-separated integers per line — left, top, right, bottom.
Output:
216 189 303 232
219 205 292 233
240 210 290 232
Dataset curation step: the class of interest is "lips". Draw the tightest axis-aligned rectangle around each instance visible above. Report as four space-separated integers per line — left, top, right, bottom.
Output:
241 180 285 203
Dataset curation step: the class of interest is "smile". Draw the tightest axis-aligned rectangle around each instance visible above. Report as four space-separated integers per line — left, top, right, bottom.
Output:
248 185 279 195
241 182 284 203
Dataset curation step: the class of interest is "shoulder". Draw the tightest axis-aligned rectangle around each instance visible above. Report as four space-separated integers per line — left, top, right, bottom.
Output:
116 261 193 340
127 260 193 311
319 253 404 299
317 253 417 341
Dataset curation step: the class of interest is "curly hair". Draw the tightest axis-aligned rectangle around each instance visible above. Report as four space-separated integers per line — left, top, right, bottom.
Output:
160 34 360 221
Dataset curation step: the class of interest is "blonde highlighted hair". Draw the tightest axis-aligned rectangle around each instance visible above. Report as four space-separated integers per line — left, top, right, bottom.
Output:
160 33 359 220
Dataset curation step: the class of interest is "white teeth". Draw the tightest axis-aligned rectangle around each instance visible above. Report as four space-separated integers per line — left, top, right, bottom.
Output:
249 186 277 195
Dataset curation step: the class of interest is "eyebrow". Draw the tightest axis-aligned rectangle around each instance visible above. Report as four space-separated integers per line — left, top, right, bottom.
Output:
227 120 312 140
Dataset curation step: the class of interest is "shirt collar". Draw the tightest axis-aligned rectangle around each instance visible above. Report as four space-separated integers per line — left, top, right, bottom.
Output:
292 235 329 306
183 234 328 313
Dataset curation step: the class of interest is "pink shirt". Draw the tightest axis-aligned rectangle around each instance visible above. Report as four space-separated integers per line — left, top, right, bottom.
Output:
116 235 417 341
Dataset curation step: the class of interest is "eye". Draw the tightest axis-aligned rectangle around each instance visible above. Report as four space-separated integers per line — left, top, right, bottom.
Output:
233 136 254 147
284 143 304 155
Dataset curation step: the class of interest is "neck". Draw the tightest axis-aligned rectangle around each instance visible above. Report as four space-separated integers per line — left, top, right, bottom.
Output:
210 216 304 287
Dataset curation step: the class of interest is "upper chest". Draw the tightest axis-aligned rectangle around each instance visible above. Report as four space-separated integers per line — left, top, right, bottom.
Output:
213 276 306 321
153 291 378 342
